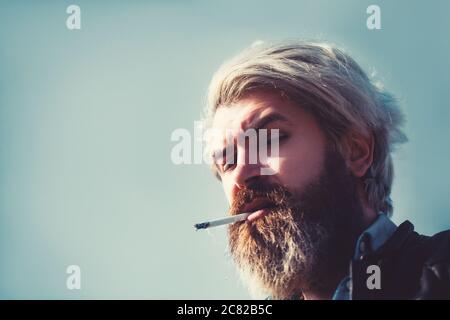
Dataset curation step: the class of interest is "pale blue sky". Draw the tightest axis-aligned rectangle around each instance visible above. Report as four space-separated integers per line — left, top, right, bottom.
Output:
0 0 449 298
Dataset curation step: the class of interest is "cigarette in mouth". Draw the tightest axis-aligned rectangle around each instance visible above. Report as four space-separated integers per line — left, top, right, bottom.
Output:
194 213 250 230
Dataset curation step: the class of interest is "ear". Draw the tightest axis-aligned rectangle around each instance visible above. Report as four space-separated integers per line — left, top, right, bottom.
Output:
341 131 374 178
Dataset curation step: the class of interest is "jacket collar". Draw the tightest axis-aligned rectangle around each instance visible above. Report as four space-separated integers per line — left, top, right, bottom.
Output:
353 214 398 260
372 220 415 257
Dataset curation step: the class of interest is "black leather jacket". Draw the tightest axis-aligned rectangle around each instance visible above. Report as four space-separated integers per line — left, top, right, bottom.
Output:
351 220 450 299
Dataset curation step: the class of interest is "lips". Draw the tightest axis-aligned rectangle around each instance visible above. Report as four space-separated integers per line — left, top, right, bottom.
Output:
241 197 276 222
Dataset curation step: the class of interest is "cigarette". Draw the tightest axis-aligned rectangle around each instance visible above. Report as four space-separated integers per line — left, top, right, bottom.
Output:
194 213 250 230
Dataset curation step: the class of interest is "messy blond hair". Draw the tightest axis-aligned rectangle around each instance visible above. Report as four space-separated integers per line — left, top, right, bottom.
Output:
206 40 407 216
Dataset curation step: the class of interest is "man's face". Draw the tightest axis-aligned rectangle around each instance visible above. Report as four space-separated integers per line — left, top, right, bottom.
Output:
210 91 363 299
211 91 327 206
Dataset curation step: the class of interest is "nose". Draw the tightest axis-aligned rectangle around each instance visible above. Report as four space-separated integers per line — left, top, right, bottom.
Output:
233 163 262 190
231 141 264 193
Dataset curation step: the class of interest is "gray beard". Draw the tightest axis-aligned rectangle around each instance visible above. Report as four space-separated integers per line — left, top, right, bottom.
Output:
228 150 364 299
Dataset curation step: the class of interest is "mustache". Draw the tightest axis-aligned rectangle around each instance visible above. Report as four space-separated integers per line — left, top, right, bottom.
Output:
229 182 294 215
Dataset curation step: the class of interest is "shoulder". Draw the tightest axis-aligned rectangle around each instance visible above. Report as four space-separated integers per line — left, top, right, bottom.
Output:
380 221 450 299
388 221 450 263
413 228 450 299
423 229 450 265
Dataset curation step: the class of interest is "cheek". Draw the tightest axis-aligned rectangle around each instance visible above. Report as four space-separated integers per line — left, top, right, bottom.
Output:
271 144 325 192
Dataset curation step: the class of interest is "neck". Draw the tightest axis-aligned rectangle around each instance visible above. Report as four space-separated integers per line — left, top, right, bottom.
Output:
302 202 379 300
357 182 379 230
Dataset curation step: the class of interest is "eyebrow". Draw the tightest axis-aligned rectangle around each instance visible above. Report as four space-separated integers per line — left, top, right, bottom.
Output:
247 112 290 131
211 112 290 170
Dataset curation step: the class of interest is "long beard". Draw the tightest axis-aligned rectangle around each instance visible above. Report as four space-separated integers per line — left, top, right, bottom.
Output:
228 150 364 299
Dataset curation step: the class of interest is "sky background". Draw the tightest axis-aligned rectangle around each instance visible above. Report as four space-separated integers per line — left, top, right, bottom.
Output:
0 0 449 299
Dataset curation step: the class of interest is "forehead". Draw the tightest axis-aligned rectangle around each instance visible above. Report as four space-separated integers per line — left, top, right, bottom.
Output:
212 91 292 131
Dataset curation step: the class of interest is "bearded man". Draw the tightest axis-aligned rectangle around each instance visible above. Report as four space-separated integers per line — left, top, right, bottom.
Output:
204 40 450 300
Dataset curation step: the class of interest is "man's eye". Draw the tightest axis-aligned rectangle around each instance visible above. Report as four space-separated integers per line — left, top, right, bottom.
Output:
267 132 289 144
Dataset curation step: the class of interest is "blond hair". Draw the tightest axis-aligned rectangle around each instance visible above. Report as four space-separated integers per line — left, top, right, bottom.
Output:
206 40 407 216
